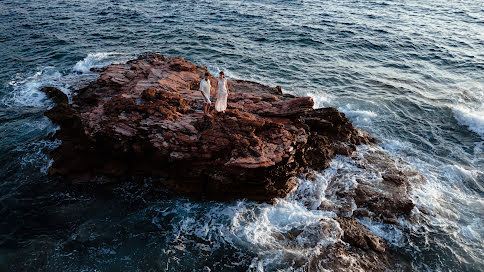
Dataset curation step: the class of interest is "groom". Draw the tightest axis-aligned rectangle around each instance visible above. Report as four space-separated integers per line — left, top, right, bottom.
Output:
199 72 212 116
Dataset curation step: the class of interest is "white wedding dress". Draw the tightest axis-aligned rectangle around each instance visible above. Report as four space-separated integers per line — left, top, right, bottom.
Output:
215 77 228 112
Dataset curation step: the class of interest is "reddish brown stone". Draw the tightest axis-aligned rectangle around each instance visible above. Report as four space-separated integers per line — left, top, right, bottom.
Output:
44 54 375 201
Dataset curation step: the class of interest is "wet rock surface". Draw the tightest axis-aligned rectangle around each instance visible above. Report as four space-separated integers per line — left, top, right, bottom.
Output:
336 216 387 253
307 217 393 272
43 53 375 201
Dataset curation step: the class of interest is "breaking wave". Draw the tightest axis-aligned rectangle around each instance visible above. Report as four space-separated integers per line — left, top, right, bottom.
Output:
1 53 120 108
452 105 484 139
72 52 121 73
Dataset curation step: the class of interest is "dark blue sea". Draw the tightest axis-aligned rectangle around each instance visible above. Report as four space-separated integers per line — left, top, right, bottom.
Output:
0 0 483 271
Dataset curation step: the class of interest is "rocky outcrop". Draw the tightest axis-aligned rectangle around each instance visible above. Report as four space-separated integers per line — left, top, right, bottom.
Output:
41 53 420 271
43 53 375 201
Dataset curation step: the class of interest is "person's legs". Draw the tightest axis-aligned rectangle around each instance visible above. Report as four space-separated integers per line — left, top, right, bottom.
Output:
204 103 212 116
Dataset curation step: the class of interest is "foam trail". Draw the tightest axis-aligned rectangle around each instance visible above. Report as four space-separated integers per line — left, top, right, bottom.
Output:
15 136 61 173
148 180 345 271
381 130 484 268
452 88 484 139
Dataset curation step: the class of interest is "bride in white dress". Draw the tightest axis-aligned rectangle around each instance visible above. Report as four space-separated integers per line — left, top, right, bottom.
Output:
215 71 229 113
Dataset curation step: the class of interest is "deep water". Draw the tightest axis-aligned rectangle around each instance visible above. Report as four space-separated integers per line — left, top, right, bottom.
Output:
0 0 483 271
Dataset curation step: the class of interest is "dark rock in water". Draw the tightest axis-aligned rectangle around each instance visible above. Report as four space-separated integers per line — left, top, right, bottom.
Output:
335 216 386 253
353 149 418 222
41 86 68 105
44 53 376 201
382 173 406 186
316 147 420 225
310 242 393 272
306 217 393 272
89 67 105 73
354 184 415 220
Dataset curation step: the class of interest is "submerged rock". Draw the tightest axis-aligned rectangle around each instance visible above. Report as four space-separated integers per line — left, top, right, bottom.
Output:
44 53 375 201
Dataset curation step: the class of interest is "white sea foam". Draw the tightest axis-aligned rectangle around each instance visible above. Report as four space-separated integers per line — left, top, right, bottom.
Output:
338 103 378 127
381 138 411 153
147 160 372 271
17 138 61 173
2 68 66 107
452 87 484 139
147 146 427 271
459 218 482 241
307 92 332 108
473 142 484 164
358 218 405 247
385 138 484 265
156 198 342 271
452 105 484 139
2 53 121 177
2 53 120 108
73 52 119 73
315 144 483 262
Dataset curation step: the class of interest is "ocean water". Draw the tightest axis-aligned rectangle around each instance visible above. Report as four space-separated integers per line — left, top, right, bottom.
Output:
0 0 483 271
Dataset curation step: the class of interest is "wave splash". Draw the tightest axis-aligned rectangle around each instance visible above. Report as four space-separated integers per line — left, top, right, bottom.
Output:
149 189 343 271
338 103 378 127
1 53 119 108
452 105 484 139
144 146 415 271
3 68 65 107
73 52 120 73
452 88 484 139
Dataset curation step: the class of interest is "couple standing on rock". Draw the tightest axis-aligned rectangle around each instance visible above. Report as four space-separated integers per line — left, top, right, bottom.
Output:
199 71 229 116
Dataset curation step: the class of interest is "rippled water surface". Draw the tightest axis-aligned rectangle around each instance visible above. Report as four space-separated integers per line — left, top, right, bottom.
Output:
1 0 483 271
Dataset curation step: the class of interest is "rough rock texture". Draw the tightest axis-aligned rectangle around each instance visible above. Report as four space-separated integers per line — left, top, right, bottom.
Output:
306 217 393 272
315 147 422 225
41 86 69 104
44 53 375 201
335 217 387 253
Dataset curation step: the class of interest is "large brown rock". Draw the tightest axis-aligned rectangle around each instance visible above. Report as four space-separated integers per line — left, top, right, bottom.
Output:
44 53 375 201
